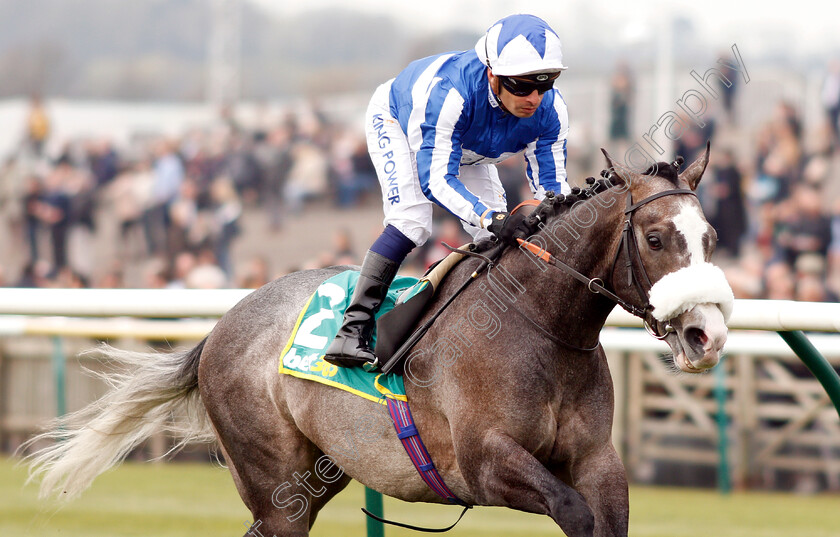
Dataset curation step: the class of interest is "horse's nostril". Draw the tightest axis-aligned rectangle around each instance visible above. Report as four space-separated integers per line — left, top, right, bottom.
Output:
685 327 708 350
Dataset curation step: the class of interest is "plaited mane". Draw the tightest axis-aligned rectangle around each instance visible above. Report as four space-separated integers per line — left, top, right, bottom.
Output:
524 176 617 228
522 153 686 231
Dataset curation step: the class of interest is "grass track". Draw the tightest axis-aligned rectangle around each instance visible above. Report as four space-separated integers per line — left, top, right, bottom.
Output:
3 457 839 536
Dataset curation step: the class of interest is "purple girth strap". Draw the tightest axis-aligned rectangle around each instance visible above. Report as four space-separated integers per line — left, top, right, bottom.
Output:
386 398 468 507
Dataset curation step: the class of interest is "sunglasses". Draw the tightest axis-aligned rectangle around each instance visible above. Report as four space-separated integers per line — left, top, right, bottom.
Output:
498 74 559 96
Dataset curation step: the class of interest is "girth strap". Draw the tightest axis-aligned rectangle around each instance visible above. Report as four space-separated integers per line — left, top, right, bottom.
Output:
364 400 472 533
386 398 469 507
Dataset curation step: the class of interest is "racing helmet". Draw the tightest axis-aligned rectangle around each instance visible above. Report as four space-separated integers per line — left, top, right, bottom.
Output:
475 14 568 76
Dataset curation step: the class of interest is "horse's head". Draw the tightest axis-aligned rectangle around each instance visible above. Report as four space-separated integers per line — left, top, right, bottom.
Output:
602 144 733 373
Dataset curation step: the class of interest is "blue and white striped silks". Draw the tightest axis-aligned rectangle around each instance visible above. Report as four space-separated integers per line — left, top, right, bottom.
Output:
385 49 570 228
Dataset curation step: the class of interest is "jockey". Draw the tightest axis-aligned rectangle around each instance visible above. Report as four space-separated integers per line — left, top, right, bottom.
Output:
325 14 571 368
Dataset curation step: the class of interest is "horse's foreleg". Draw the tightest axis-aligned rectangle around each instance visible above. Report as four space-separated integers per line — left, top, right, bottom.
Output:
462 432 595 537
568 444 629 537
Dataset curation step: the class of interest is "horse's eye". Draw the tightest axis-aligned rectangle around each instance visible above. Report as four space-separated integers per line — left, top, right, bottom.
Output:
646 234 662 250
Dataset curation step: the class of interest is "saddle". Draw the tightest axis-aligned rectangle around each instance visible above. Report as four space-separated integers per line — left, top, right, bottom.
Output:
376 202 543 374
374 242 482 372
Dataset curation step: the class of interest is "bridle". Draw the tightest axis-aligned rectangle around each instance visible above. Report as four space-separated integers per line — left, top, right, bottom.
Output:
612 186 697 338
515 183 698 345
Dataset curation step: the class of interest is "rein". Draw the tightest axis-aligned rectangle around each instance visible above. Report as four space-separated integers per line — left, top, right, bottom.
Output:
486 260 602 352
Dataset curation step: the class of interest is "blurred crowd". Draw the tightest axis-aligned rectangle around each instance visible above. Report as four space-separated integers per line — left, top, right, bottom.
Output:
705 95 840 303
1 61 840 303
0 97 382 290
605 59 840 304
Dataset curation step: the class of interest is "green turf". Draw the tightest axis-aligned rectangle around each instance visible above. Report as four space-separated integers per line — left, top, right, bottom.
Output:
3 456 839 536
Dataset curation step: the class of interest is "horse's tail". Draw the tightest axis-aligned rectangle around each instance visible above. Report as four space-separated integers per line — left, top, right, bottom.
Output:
22 337 215 501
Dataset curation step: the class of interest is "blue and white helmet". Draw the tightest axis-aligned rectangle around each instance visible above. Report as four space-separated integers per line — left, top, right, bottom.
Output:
475 14 568 76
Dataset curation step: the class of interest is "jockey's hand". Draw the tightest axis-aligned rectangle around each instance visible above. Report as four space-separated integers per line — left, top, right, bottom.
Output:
487 211 530 246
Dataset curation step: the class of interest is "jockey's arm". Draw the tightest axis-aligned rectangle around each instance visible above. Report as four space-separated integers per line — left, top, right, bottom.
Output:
525 89 571 199
415 83 490 228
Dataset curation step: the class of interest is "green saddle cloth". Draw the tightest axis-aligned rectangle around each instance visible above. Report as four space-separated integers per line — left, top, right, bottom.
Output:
278 270 426 404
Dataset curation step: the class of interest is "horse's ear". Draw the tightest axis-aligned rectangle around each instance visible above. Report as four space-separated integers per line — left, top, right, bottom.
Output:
679 141 711 191
600 148 629 186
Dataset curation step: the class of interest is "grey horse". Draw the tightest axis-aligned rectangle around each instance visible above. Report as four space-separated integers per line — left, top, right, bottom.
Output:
26 146 732 537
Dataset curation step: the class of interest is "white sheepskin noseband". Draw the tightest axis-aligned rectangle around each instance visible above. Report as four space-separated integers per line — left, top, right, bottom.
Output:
648 263 734 322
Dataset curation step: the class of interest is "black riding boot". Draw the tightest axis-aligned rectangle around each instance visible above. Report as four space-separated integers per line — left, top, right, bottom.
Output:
324 251 399 368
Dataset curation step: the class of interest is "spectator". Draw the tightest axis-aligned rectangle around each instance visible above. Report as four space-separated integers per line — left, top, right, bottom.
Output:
25 94 50 157
350 138 377 201
608 62 634 143
65 162 97 280
106 158 153 259
185 248 228 289
751 121 800 207
254 126 293 231
0 89 834 305
723 251 764 299
237 255 271 289
143 139 184 255
225 132 261 204
675 112 714 167
718 51 742 124
166 251 198 289
329 228 356 266
51 266 88 288
794 254 837 302
168 177 200 256
94 261 125 288
142 257 170 289
329 129 356 208
825 199 840 297
23 174 43 264
0 156 30 256
284 138 328 213
207 177 242 277
820 59 840 148
33 161 73 273
776 100 803 141
88 138 120 187
763 260 795 300
773 185 832 267
705 148 747 258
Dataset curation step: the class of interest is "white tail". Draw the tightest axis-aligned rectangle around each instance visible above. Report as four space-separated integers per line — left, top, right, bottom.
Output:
22 339 216 500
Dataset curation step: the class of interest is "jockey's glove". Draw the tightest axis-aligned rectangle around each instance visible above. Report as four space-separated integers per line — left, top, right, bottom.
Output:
487 211 531 246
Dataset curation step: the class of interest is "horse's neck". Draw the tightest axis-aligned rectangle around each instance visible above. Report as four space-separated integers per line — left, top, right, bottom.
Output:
497 195 624 345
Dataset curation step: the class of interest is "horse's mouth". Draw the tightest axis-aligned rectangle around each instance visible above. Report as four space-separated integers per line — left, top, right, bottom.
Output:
665 303 728 373
674 349 702 372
